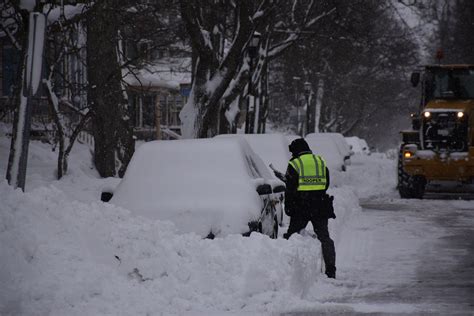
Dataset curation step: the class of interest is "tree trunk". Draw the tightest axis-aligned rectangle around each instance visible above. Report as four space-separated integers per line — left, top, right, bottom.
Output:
314 78 324 133
180 63 222 138
86 2 134 177
218 103 230 135
179 0 253 138
257 62 269 134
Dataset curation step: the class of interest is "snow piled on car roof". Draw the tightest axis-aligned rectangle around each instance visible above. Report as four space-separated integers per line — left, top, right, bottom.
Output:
345 136 370 155
110 137 274 236
215 133 291 174
307 133 351 158
304 134 345 172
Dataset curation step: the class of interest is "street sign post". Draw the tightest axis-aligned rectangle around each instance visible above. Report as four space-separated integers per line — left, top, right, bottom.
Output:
8 12 46 191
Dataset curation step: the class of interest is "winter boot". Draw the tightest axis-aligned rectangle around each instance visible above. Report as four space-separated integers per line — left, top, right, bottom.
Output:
325 266 336 279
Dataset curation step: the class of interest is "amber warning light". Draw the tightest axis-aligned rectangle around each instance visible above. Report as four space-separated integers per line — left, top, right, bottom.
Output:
404 151 413 159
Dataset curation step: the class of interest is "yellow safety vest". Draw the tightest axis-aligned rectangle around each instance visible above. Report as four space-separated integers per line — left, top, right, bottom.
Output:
289 153 327 191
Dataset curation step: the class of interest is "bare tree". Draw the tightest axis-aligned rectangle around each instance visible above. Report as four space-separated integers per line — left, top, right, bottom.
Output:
85 1 134 178
43 4 92 179
1 1 94 180
269 0 420 147
449 0 474 63
179 0 336 138
85 0 183 177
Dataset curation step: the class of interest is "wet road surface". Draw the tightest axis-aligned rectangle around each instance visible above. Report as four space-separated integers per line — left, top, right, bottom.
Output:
283 197 474 315
356 199 474 314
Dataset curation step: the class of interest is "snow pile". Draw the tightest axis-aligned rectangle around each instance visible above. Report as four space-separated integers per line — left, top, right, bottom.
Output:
344 152 398 199
0 131 113 202
0 178 359 315
0 134 377 315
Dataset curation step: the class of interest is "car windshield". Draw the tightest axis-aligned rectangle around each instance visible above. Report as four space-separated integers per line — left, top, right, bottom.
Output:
428 68 474 99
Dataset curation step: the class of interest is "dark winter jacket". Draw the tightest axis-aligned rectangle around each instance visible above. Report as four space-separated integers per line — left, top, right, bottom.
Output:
284 138 330 216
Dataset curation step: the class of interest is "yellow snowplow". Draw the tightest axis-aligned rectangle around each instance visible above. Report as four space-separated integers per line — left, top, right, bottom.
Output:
398 64 474 198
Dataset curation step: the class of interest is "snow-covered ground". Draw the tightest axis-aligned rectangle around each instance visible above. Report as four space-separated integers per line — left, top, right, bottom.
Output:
2 132 472 315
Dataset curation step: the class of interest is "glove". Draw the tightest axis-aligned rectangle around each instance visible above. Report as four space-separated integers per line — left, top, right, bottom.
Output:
273 170 286 182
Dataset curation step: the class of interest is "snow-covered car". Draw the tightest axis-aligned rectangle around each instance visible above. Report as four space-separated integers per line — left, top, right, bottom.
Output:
304 134 347 172
106 138 284 238
215 133 290 224
306 132 353 167
345 136 370 155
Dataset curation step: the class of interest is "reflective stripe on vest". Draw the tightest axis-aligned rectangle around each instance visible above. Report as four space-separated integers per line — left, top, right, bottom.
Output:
289 153 327 191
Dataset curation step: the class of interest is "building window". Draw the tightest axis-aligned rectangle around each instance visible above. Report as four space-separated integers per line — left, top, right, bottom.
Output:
142 94 156 127
137 41 153 62
125 40 137 61
160 94 168 126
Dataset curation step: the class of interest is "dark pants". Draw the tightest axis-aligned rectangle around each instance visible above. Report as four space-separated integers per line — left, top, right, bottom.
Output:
284 212 336 275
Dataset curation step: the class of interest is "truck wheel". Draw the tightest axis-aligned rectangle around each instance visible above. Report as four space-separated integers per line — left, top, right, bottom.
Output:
397 148 426 199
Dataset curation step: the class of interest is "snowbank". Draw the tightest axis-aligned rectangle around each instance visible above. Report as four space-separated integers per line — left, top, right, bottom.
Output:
0 178 360 315
344 152 398 199
0 134 365 315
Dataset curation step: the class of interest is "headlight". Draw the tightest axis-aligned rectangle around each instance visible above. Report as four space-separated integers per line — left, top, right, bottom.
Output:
423 111 431 118
457 111 464 118
403 144 417 159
